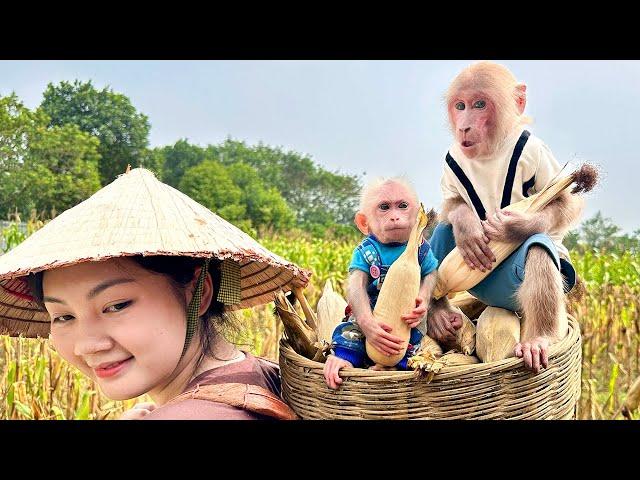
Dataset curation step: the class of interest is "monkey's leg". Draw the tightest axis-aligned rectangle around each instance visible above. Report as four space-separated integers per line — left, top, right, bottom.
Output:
517 246 568 343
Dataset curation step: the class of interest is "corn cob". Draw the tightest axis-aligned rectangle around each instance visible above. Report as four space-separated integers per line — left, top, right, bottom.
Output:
433 164 598 299
440 351 480 366
366 204 429 366
417 334 443 357
450 306 476 355
315 279 348 345
475 306 521 363
449 291 487 320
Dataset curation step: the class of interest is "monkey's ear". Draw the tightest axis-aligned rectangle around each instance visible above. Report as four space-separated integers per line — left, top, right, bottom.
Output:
354 212 369 235
516 83 527 114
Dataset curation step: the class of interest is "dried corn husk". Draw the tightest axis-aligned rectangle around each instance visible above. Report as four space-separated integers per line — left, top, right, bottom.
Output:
292 286 318 331
315 279 348 345
366 204 429 366
475 306 521 363
440 351 480 366
409 349 478 380
274 290 320 360
622 375 640 420
434 164 598 299
449 291 487 320
417 334 443 357
450 306 476 355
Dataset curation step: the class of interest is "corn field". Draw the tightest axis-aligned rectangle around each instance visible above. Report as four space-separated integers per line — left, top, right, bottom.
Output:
1 226 638 419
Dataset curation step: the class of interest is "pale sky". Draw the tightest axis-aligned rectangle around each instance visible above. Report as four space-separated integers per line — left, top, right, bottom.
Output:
1 60 637 232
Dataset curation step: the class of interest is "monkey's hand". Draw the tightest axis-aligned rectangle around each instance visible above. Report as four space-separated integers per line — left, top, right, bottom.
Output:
426 302 462 350
400 297 428 329
483 209 548 243
451 206 496 271
357 314 405 357
323 355 353 390
514 336 550 374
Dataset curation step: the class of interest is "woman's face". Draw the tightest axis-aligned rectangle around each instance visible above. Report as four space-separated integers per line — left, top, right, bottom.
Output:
43 258 191 400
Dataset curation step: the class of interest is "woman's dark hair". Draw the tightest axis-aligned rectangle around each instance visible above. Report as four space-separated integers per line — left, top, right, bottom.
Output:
27 255 240 357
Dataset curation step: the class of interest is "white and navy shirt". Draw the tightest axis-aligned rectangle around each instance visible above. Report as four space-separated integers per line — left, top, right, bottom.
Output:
440 128 569 258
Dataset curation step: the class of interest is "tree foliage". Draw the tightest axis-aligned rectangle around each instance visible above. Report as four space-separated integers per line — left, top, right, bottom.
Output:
156 138 361 228
0 94 101 220
39 80 151 185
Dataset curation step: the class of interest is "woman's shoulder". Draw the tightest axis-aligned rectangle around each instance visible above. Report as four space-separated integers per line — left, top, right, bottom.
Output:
143 398 266 420
144 352 283 420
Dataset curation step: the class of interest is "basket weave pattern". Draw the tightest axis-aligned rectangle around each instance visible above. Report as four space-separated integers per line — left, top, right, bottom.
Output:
280 316 581 419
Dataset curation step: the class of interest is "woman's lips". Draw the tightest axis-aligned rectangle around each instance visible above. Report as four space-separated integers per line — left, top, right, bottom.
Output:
94 357 133 378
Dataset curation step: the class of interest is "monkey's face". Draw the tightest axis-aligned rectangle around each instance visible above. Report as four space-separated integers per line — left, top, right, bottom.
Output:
448 89 498 159
361 183 417 244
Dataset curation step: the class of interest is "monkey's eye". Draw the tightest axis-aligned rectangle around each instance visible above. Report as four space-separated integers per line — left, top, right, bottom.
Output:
379 203 390 211
398 201 409 209
473 100 486 109
454 102 465 111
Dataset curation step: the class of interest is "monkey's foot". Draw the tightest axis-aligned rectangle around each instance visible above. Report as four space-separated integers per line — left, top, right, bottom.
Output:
514 336 552 374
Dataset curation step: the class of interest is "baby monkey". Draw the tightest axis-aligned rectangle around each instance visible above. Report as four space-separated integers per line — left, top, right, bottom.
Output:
323 177 440 390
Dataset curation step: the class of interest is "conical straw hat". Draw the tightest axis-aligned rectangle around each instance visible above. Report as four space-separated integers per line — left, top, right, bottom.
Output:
0 168 311 338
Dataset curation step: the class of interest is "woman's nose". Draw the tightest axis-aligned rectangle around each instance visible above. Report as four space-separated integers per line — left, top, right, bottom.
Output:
72 320 114 356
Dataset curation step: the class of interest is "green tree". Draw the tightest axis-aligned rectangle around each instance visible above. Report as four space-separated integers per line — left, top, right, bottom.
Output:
178 160 251 232
0 94 101 219
226 162 295 231
157 139 208 188
39 80 151 185
564 229 581 251
580 211 621 250
208 138 361 226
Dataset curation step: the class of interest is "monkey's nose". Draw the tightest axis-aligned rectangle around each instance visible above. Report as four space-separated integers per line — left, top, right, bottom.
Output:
460 126 471 133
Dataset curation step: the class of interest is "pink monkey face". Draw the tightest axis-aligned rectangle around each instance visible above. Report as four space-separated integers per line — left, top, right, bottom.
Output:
448 90 497 159
363 182 418 244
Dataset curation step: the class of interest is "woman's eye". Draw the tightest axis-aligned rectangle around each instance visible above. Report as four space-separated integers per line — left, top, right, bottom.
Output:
52 314 74 324
398 202 409 209
379 203 390 211
473 100 486 108
105 301 132 313
455 102 465 111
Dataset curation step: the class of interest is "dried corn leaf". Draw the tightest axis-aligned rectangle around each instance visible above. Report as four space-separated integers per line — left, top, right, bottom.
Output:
274 290 320 360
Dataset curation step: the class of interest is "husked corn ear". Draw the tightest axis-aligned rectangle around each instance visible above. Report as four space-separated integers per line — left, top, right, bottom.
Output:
449 291 487 320
316 279 348 345
366 204 429 366
274 290 320 360
450 306 476 355
475 306 521 363
441 352 480 366
433 166 595 299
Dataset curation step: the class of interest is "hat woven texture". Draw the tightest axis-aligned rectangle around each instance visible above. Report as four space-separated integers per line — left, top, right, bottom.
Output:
0 168 310 338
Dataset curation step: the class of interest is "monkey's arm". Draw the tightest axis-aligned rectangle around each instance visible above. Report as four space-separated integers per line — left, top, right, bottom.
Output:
441 197 496 271
484 191 583 243
426 294 462 348
418 270 438 304
347 270 375 324
347 270 404 356
400 270 438 329
538 190 584 234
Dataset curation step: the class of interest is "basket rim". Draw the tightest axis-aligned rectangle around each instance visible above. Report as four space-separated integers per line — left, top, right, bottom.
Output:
280 314 581 379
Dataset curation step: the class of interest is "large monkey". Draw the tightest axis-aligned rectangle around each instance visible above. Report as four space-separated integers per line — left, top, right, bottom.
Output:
427 61 583 373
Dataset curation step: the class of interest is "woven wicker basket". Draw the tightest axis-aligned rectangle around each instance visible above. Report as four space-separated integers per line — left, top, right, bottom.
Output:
279 315 582 419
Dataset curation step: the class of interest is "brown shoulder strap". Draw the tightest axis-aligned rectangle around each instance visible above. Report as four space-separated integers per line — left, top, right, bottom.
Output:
166 383 299 420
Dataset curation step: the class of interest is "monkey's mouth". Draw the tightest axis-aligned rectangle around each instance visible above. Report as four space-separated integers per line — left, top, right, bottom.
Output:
461 140 475 148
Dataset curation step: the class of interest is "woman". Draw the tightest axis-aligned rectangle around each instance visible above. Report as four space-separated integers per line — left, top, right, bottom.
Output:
0 168 309 419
